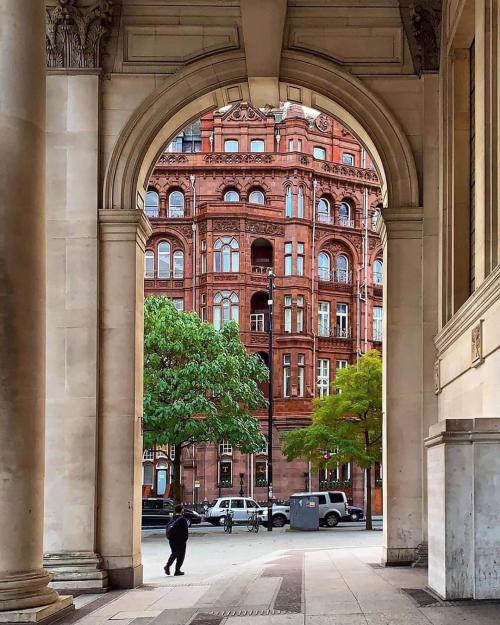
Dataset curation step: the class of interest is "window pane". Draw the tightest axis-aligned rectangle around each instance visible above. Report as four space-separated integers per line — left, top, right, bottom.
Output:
145 191 159 217
224 190 240 202
224 139 239 153
144 251 154 278
249 190 265 205
173 251 184 278
313 146 326 160
250 139 265 152
285 187 293 217
342 153 354 165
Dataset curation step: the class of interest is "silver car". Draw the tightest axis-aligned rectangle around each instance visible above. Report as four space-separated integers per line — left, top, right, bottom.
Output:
205 496 268 526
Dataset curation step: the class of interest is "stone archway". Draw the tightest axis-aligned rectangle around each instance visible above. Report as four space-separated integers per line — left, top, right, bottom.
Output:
98 51 425 586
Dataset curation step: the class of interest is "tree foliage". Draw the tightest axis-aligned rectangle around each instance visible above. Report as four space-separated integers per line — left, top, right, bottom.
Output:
283 350 382 528
143 296 268 499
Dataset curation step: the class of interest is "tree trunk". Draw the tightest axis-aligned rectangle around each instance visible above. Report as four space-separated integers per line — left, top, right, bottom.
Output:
173 443 182 504
365 464 373 530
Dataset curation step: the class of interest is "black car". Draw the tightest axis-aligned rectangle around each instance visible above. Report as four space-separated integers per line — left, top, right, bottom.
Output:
142 498 202 528
341 505 364 522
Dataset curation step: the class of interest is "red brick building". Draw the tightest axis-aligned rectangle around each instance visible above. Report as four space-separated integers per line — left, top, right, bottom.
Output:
142 103 383 512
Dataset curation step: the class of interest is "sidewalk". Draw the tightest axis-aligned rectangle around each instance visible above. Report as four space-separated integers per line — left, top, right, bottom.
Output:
61 539 500 625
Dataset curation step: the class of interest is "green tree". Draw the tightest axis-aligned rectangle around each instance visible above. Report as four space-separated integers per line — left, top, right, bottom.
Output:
143 296 268 502
283 350 382 529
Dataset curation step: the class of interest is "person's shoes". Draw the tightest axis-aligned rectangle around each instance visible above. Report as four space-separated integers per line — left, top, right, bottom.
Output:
164 565 170 576
174 571 185 576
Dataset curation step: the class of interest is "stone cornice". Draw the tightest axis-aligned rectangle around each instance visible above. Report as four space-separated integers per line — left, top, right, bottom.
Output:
434 264 500 355
99 209 152 250
425 418 500 448
378 206 423 243
46 0 113 70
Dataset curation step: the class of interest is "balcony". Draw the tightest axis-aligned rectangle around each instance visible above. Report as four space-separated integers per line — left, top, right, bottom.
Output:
318 269 352 285
318 326 352 340
317 213 355 228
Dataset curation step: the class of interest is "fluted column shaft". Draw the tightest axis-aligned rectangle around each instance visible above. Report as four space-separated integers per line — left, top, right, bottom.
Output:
0 0 58 611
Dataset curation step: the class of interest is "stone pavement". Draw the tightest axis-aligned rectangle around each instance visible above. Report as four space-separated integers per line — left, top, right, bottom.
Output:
60 530 500 625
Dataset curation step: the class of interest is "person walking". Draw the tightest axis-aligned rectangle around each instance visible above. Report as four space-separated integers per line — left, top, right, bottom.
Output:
164 504 189 576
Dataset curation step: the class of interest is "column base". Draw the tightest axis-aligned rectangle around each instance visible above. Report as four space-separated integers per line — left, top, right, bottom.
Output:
0 596 73 624
107 565 143 589
411 542 428 568
43 552 108 595
382 547 416 566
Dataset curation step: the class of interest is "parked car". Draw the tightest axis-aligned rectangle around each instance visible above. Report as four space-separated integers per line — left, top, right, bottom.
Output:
292 491 348 527
342 505 364 522
141 498 201 528
205 497 268 526
270 501 290 527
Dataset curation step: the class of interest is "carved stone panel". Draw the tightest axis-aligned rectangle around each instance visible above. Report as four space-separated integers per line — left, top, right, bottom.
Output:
471 321 483 366
246 221 284 237
213 219 240 232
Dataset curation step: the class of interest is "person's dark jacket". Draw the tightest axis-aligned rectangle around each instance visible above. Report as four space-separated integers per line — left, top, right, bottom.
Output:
167 514 189 544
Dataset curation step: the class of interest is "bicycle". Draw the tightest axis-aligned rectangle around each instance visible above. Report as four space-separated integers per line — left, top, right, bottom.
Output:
246 510 260 533
223 510 234 533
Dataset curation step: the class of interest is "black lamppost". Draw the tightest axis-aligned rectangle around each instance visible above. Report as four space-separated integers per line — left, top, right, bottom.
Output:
304 471 309 492
267 269 275 531
239 472 245 497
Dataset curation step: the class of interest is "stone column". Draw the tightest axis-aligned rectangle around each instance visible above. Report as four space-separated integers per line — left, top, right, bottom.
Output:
43 73 107 593
426 419 500 599
380 208 424 564
97 210 152 588
0 0 72 618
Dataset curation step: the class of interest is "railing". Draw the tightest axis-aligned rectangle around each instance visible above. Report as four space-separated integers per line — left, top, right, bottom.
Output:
317 213 354 228
144 271 184 280
318 269 352 284
318 326 352 339
251 265 272 274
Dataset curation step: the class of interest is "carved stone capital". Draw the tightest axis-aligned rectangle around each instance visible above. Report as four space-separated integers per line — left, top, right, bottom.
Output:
46 0 113 70
399 1 442 74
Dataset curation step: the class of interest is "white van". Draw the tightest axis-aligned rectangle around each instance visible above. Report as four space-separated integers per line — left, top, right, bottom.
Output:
205 496 268 525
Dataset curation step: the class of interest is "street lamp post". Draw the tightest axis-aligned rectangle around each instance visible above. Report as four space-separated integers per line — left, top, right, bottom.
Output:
239 472 245 497
267 269 275 531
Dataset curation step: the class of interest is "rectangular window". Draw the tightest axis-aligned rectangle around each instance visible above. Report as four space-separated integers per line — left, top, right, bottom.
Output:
298 353 305 397
336 360 348 370
317 359 330 397
297 139 303 152
296 295 304 333
255 460 268 486
173 298 184 312
219 460 232 486
297 242 304 276
224 139 239 153
342 153 355 165
318 301 330 337
144 252 154 278
251 313 265 332
288 138 294 152
283 353 291 397
336 303 349 337
250 139 265 153
313 146 326 160
200 293 206 322
284 295 292 333
219 441 233 455
284 242 293 276
201 240 206 274
373 306 383 341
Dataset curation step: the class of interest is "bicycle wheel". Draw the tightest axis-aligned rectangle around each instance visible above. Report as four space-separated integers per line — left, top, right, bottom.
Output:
223 516 230 533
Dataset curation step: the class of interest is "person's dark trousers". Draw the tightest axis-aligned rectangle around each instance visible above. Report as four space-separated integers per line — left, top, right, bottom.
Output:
166 540 186 572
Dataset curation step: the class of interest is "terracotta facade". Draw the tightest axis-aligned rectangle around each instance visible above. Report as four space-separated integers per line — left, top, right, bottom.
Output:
142 103 383 510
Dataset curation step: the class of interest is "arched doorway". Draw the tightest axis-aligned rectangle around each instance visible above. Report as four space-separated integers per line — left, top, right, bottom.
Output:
98 59 423 586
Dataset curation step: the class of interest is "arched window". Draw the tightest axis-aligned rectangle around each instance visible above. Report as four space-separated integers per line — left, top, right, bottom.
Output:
249 189 265 205
284 186 293 218
144 250 155 278
250 139 265 153
297 186 305 218
168 191 185 217
224 189 240 202
145 190 159 218
317 197 331 223
158 241 171 278
213 291 239 330
214 237 239 272
224 139 239 153
373 259 383 284
173 250 184 278
318 252 331 281
338 202 351 226
336 254 349 283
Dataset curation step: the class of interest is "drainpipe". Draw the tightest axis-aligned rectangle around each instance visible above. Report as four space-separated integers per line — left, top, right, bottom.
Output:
311 179 318 396
190 174 196 312
363 187 369 352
